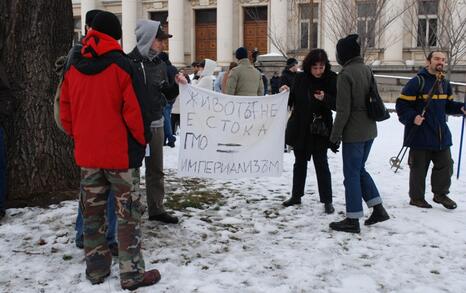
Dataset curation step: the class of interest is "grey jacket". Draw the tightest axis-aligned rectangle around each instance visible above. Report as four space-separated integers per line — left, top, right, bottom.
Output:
330 57 377 143
225 58 264 96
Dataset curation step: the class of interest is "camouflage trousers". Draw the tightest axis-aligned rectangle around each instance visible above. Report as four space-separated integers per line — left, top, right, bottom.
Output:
80 168 146 287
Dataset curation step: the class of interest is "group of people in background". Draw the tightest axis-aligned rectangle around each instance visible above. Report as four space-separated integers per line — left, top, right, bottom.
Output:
0 7 464 292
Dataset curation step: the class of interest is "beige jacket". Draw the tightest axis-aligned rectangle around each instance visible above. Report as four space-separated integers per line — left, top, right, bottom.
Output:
225 58 264 96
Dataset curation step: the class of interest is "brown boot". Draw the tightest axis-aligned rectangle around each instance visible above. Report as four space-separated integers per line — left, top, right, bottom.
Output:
409 198 432 208
121 269 161 291
433 194 457 210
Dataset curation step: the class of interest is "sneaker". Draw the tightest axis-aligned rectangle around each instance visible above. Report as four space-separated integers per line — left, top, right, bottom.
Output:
121 269 161 291
329 218 360 233
324 203 335 214
282 196 301 207
108 242 119 257
149 212 179 224
364 204 390 226
433 194 457 210
409 198 432 209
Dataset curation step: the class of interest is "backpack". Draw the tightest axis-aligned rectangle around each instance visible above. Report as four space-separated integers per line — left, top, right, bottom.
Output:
366 73 390 122
53 55 68 132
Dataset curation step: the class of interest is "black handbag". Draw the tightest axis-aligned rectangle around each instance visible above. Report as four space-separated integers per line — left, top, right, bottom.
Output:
366 74 390 122
309 114 330 137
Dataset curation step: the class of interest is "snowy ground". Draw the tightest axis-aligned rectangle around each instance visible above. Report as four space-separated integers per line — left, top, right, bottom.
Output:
0 114 465 293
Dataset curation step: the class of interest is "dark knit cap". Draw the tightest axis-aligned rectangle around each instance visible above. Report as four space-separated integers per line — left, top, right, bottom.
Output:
286 58 298 67
91 11 122 40
85 9 103 26
235 47 248 60
336 34 361 65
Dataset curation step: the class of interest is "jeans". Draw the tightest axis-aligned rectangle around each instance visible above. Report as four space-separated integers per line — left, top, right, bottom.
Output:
0 127 6 211
292 149 332 203
163 103 176 144
342 139 382 218
75 189 117 245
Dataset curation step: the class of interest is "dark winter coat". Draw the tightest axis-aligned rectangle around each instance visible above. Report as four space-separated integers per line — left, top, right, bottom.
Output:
0 63 15 126
396 67 464 150
287 70 337 157
163 59 179 103
270 76 281 94
330 57 377 144
128 47 170 122
60 29 150 169
280 68 297 89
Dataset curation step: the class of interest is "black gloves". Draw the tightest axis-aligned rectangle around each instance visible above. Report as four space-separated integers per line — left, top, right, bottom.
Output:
328 140 340 153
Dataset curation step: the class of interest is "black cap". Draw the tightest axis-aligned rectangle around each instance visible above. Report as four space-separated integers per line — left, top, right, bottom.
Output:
336 34 361 65
85 9 103 27
91 11 122 40
156 25 173 40
235 47 248 60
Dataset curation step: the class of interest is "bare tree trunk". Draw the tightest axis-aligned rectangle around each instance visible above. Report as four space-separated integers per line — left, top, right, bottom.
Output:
0 0 79 204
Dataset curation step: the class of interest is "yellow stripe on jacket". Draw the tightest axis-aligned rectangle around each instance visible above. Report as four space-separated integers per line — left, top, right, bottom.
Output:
399 94 453 101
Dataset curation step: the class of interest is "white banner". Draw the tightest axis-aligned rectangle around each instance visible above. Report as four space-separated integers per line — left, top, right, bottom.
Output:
177 84 289 179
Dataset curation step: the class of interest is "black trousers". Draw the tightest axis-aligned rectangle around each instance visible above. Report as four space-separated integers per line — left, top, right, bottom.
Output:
408 148 453 199
292 149 332 203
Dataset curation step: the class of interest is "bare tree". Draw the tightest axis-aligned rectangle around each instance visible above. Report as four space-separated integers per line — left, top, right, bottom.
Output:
324 0 409 61
0 0 78 204
404 0 466 79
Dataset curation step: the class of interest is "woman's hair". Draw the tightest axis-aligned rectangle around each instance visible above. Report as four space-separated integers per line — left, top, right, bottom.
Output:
229 62 238 71
302 49 331 74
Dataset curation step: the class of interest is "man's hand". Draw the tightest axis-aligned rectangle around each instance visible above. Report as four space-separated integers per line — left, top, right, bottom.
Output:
461 106 466 115
414 115 425 126
328 140 340 153
314 90 324 101
175 73 187 85
279 85 289 92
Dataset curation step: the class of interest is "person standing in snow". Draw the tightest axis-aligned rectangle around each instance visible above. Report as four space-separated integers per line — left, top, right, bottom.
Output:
280 57 299 90
59 11 160 290
192 58 217 91
128 20 179 224
396 51 466 210
158 52 178 148
281 49 337 215
270 71 281 94
328 34 389 234
225 47 264 96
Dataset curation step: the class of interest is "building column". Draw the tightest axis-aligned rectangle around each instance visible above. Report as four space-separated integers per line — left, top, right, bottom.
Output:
217 0 233 66
168 0 185 67
383 0 404 65
122 0 137 53
80 0 98 33
269 0 288 55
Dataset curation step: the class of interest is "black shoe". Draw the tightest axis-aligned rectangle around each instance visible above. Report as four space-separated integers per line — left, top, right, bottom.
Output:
149 212 179 224
433 194 457 210
282 196 301 207
329 218 360 233
108 242 119 257
0 209 5 220
167 141 175 148
409 198 432 209
364 204 390 226
324 203 335 214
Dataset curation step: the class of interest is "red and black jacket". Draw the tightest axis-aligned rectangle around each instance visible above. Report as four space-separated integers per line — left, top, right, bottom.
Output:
60 29 151 169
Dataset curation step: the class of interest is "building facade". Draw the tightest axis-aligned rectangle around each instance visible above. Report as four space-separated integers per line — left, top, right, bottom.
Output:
72 0 466 69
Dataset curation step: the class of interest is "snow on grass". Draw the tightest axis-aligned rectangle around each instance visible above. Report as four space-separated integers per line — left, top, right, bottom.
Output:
0 115 465 292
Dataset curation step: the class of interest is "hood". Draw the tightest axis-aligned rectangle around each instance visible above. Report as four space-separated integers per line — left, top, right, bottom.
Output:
81 29 122 58
200 59 217 77
135 20 160 59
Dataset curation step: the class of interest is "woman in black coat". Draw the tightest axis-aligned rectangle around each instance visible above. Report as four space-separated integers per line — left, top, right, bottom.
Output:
283 49 338 214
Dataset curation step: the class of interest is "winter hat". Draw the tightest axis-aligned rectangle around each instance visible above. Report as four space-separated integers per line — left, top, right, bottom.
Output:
286 58 298 67
336 34 361 65
85 9 103 26
91 11 122 40
235 47 248 60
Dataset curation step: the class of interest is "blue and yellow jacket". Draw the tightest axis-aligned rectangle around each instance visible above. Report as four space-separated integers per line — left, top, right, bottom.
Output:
396 68 463 150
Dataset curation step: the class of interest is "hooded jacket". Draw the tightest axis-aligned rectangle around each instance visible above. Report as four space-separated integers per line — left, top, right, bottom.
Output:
128 20 178 124
396 67 464 150
60 29 149 169
192 59 217 90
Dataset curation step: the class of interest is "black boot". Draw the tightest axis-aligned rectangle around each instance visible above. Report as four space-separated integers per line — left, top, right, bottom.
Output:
364 204 390 226
149 212 179 224
282 196 301 207
324 203 335 214
329 218 360 233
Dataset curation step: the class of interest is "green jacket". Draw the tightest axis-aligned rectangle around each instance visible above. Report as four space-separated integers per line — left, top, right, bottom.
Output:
225 58 264 96
330 57 377 143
